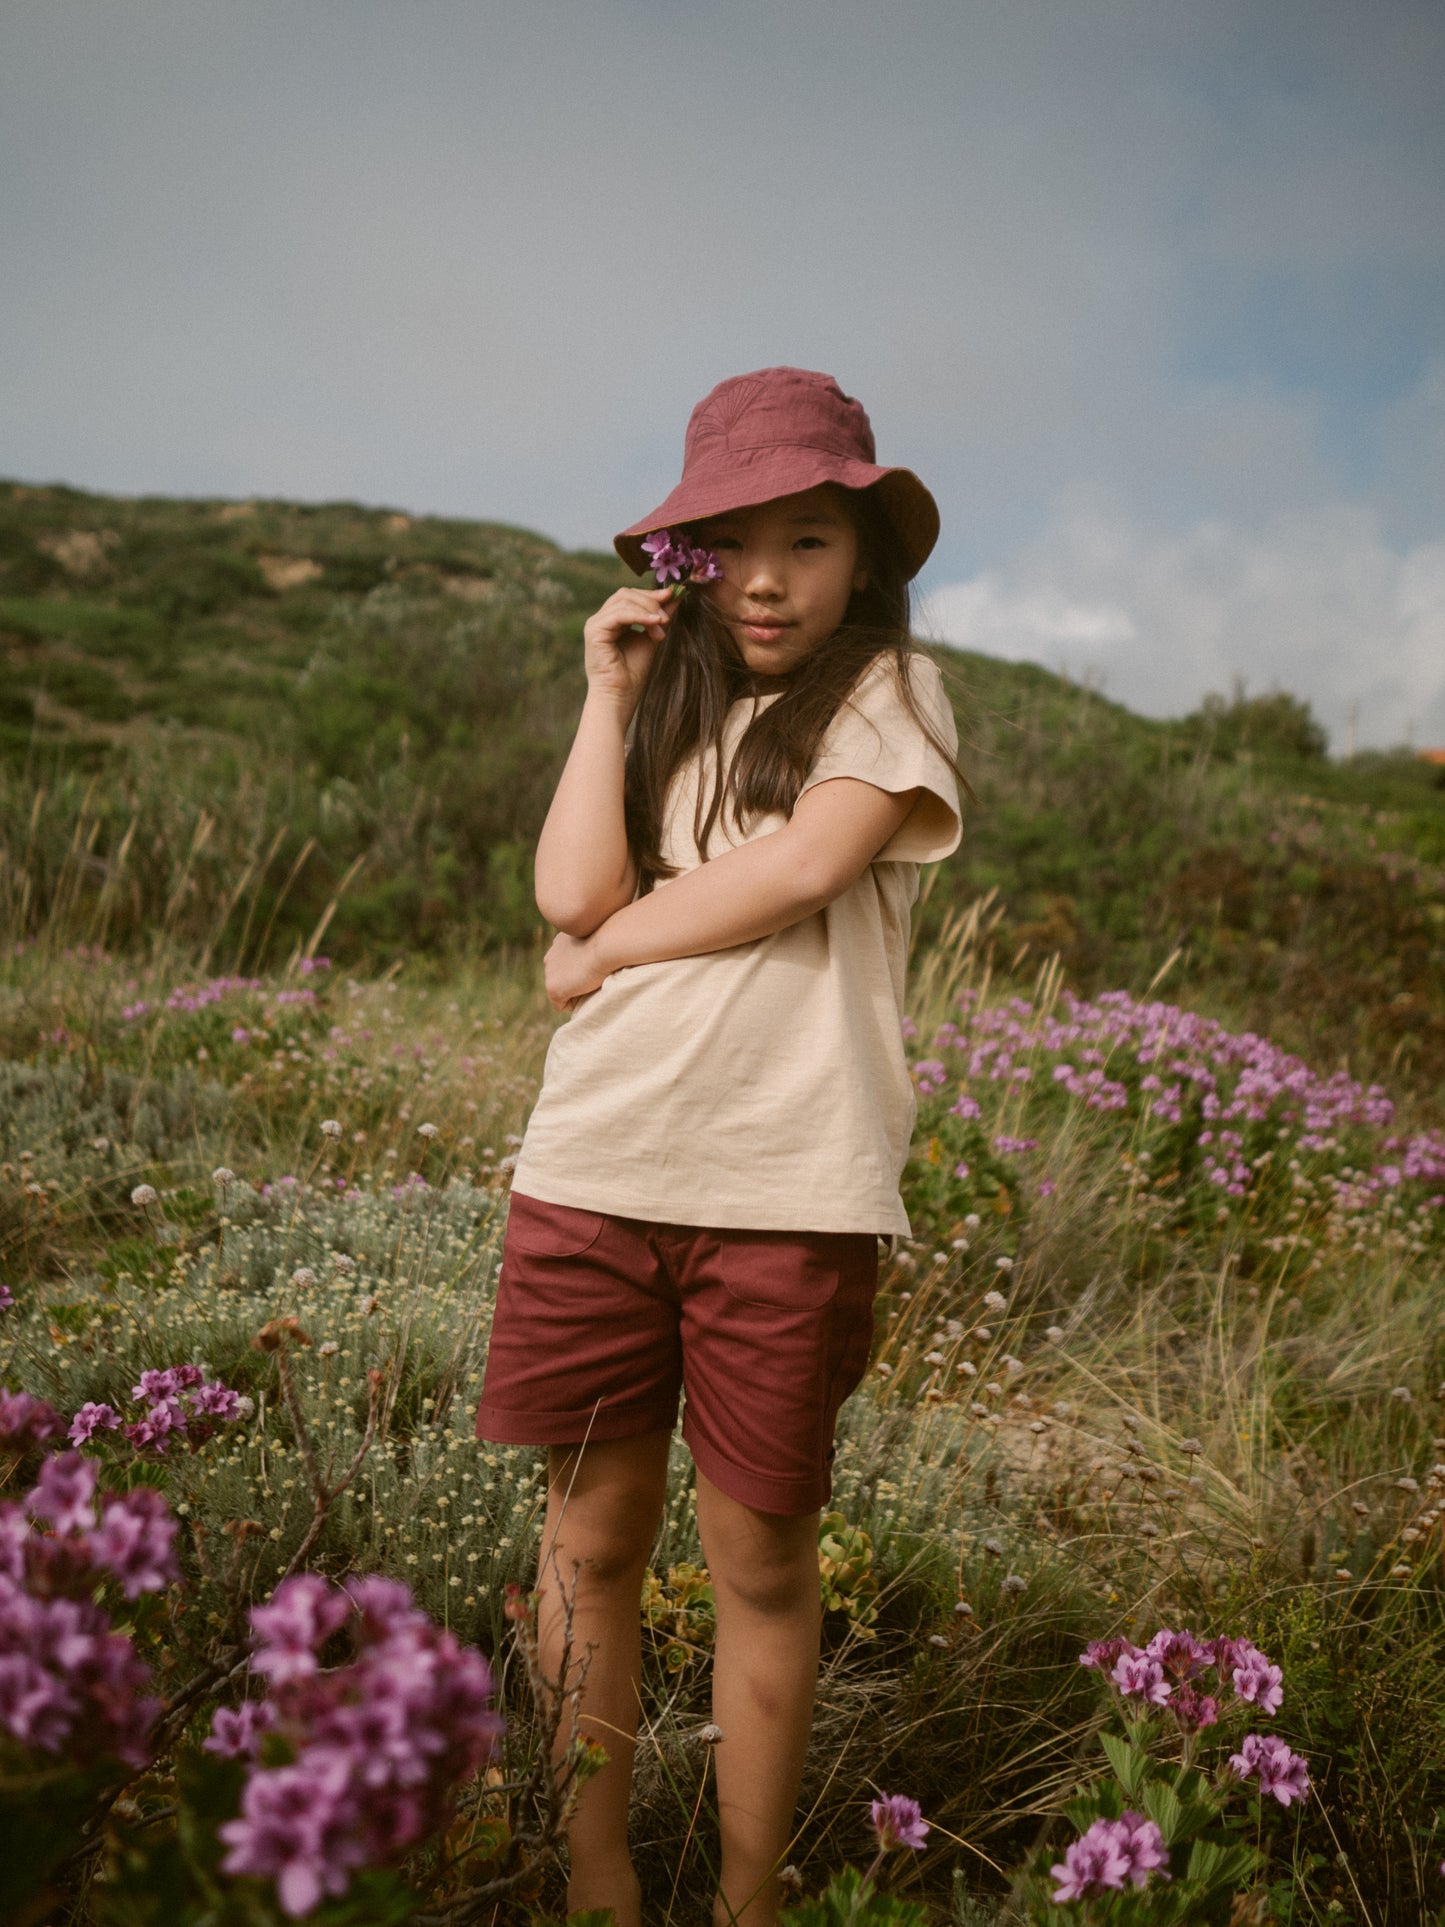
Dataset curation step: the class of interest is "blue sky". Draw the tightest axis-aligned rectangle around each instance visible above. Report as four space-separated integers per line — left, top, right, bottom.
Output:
2 0 1442 746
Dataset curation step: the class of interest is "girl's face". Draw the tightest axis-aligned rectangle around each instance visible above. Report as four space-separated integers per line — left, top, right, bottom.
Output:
694 484 868 683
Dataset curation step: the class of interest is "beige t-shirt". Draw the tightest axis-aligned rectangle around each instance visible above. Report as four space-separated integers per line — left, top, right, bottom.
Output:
510 651 963 1236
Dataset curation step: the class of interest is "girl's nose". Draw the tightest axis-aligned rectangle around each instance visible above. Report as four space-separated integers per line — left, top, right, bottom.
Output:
741 545 786 597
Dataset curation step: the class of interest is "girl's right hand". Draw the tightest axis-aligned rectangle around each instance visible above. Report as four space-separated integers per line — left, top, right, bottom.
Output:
582 586 679 714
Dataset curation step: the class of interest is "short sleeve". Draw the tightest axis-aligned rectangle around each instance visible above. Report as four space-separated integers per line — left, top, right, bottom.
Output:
798 652 963 863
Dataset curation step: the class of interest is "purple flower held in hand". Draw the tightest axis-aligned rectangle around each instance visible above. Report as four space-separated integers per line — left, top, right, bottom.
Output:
69 1401 121 1446
1111 1649 1171 1705
1229 1733 1310 1806
869 1793 930 1852
641 526 723 587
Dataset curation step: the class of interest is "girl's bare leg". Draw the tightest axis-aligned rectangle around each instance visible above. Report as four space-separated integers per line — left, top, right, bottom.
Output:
696 1468 822 1927
537 1429 672 1927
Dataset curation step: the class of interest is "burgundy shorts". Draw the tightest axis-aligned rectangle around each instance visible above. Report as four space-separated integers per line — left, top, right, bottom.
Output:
475 1191 879 1516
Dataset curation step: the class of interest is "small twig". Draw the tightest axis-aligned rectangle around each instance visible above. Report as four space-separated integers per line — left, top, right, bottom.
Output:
412 1558 597 1926
271 1346 384 1583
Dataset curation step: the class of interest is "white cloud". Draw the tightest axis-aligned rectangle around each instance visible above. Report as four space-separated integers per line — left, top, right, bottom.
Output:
917 507 1445 751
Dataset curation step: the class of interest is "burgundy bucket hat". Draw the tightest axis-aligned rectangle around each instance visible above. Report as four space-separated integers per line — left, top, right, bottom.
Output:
615 366 939 581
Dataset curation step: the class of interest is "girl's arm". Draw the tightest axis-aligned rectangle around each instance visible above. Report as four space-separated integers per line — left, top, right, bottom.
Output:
544 776 918 1008
533 582 681 934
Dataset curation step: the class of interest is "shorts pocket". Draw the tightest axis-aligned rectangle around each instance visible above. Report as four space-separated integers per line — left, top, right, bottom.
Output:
718 1231 853 1312
505 1192 609 1261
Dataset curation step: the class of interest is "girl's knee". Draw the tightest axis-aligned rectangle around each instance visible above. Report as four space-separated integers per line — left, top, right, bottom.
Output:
540 1437 670 1588
709 1527 820 1620
547 1531 654 1592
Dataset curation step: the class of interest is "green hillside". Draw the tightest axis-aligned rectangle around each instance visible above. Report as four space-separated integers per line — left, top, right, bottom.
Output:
3 478 1442 1102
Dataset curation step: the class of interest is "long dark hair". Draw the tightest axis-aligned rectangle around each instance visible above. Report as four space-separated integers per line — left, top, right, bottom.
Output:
622 484 969 891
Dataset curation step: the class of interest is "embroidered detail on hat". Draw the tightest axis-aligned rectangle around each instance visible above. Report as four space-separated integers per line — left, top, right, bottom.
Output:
687 377 768 457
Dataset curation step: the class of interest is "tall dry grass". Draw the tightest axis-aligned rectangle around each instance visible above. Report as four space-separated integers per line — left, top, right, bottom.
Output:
4 810 1445 1920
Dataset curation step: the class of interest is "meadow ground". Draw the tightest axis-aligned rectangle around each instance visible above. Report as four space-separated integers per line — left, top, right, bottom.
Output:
4 911 1445 1925
4 480 1445 1922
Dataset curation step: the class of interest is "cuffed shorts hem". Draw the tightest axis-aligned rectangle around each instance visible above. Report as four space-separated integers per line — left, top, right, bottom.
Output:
683 1421 832 1518
475 1396 679 1447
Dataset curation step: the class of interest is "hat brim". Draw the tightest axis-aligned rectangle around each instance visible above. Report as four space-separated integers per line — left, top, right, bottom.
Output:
614 448 939 581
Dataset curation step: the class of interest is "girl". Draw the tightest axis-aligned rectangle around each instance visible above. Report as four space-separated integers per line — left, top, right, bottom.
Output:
476 366 964 1927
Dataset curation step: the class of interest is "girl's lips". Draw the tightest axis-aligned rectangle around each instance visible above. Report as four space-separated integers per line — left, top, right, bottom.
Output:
742 619 791 641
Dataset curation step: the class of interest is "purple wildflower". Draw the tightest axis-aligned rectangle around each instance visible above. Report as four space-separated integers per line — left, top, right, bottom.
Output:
1050 1819 1131 1901
1144 1628 1212 1681
205 1698 277 1760
0 1388 65 1451
869 1793 930 1852
69 1401 121 1446
1228 1733 1310 1806
1079 1637 1132 1674
0 1284 13 1312
133 1365 203 1402
345 1573 424 1643
1111 1649 1171 1705
1116 1812 1170 1884
250 1573 353 1684
1050 1812 1169 1903
90 1487 180 1599
0 1564 161 1766
219 1751 365 1918
1170 1682 1220 1735
222 1575 503 1916
0 1507 28 1583
640 527 723 586
1226 1641 1284 1715
192 1380 244 1420
124 1398 187 1455
26 1452 100 1536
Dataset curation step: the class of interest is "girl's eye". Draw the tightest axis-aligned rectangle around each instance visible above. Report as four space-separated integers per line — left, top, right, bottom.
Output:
708 535 742 551
795 536 827 550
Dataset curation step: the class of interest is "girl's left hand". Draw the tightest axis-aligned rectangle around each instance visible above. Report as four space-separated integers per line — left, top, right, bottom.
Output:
543 931 609 1011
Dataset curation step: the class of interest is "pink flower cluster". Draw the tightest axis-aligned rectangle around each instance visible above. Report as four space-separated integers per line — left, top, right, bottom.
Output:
0 1388 65 1452
1080 1627 1284 1728
640 527 723 586
1079 1625 1308 1812
0 1452 178 1767
869 1791 930 1852
914 988 1445 1213
1227 1733 1311 1807
69 1364 248 1456
120 972 266 1021
210 1573 504 1919
1050 1811 1169 1903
